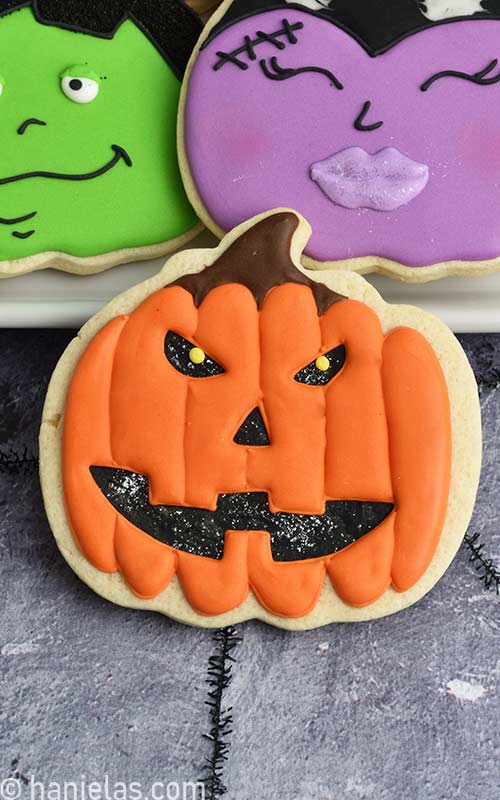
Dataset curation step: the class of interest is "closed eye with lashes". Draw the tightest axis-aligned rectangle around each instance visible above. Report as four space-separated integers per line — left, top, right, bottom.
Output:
213 17 343 90
420 58 500 91
259 56 344 90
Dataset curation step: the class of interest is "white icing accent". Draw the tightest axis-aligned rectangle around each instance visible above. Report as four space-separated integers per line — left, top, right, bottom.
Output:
1 641 42 656
0 82 3 97
418 0 486 21
446 679 488 701
284 0 331 9
61 76 99 105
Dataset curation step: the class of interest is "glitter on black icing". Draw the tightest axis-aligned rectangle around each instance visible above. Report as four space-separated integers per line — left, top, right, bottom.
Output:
0 0 202 80
91 466 394 562
233 407 270 446
295 343 346 386
165 330 225 377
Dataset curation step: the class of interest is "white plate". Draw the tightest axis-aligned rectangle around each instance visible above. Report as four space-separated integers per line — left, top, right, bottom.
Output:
0 230 499 331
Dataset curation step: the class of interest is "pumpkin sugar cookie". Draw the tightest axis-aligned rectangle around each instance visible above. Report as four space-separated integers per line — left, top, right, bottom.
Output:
40 210 481 629
0 0 202 278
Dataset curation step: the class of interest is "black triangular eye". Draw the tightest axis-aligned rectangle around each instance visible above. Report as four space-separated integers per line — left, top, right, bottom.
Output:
295 344 346 386
165 331 225 377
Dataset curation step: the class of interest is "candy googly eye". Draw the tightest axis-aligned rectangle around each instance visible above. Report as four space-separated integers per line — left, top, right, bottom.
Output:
61 72 99 104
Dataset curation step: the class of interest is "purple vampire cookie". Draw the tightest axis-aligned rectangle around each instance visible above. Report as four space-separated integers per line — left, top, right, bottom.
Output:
181 0 500 277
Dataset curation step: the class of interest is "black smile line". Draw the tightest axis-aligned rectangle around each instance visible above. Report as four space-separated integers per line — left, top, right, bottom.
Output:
0 211 37 225
91 466 394 563
12 229 35 239
0 145 132 187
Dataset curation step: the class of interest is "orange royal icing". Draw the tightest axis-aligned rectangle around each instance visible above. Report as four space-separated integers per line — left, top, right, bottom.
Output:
63 282 451 618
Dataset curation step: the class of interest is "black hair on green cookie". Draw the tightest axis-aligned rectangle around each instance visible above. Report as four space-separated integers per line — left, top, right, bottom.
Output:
0 0 202 79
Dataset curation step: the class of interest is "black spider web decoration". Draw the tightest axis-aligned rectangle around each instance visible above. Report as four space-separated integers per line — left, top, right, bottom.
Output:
202 626 242 799
0 446 38 476
475 365 500 393
464 533 500 594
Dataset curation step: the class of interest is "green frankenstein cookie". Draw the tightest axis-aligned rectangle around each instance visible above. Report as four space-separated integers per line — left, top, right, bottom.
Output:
0 0 202 277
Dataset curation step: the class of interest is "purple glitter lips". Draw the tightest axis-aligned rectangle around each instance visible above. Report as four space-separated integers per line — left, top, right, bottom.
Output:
310 147 429 212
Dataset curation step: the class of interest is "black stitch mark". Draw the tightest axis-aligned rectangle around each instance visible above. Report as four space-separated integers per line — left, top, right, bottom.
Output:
421 58 500 92
354 100 384 131
12 230 35 240
464 533 500 594
202 626 242 799
259 56 344 90
0 447 39 476
243 35 257 61
214 19 303 72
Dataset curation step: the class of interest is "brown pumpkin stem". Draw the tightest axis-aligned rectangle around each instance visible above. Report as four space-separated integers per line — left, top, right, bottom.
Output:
172 212 344 314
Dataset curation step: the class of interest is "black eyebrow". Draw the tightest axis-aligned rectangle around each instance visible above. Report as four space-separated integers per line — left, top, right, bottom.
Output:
213 18 303 72
421 58 500 92
259 56 344 90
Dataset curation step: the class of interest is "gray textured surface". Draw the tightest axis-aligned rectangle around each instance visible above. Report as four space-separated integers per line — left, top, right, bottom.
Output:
0 331 499 800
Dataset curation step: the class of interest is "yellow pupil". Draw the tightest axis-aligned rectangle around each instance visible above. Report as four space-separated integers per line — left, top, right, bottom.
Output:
315 355 330 373
189 347 206 365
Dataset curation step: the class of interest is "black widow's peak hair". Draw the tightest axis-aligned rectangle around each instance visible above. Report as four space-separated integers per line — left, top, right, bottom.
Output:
208 0 500 56
0 0 202 79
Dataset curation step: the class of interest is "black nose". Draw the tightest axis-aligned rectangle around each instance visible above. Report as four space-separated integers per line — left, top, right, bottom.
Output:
354 101 383 132
234 407 270 447
17 118 47 136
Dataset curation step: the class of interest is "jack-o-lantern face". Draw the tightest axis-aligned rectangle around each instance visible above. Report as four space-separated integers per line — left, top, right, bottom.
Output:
62 213 453 619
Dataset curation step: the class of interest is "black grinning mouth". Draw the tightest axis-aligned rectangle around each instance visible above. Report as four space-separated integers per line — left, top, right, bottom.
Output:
0 145 132 187
91 466 394 562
